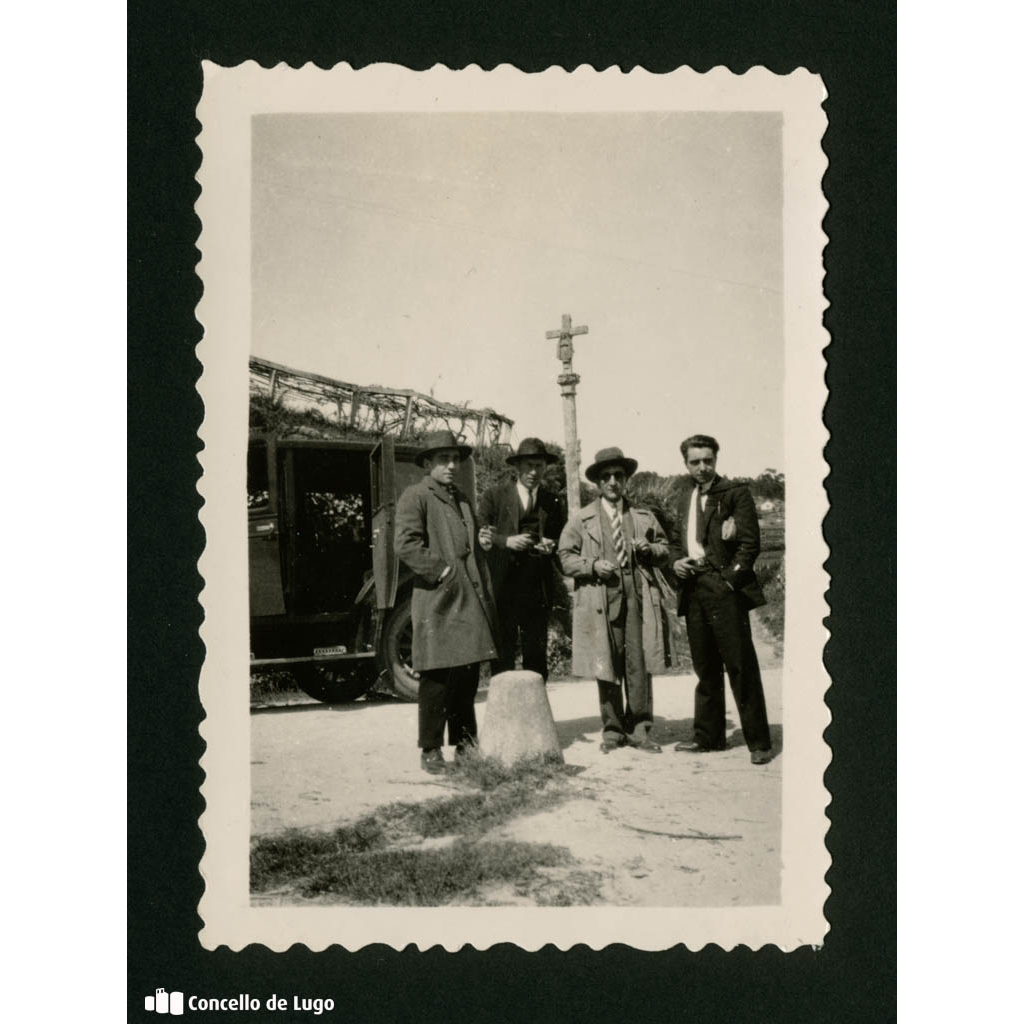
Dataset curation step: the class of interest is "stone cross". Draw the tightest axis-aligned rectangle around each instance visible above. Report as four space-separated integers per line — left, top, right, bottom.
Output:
545 313 589 518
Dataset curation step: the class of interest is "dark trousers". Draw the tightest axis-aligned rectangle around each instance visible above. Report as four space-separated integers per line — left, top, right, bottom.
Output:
686 573 771 752
598 569 653 741
494 570 549 681
417 664 480 750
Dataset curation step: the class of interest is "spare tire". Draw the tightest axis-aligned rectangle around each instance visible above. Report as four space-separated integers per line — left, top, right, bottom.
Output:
379 594 419 701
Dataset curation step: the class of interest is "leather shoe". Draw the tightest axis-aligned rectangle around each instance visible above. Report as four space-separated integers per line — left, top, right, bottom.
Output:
600 738 623 754
632 737 663 753
750 749 773 765
673 741 724 753
421 748 446 774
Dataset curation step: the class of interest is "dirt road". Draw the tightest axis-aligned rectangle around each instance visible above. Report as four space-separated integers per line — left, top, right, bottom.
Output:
251 618 782 906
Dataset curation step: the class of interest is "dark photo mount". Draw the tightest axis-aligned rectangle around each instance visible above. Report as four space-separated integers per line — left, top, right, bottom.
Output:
128 2 895 1021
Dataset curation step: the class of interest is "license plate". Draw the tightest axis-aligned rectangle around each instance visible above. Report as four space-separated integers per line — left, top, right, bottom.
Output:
313 645 347 659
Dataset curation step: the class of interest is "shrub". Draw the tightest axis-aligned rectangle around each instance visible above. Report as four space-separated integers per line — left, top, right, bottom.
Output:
250 669 302 702
546 622 574 679
755 559 785 647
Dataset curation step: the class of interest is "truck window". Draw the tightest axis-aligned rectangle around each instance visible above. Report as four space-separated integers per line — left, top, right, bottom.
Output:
248 442 270 512
289 448 373 615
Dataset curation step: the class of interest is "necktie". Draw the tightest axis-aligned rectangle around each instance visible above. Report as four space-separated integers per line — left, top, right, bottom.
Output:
525 489 535 514
611 506 628 569
695 489 706 541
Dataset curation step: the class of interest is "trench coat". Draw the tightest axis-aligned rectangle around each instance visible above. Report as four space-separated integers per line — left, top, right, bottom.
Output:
558 499 676 681
395 475 499 672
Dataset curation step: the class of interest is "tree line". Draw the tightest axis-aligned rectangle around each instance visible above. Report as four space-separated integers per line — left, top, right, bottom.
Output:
473 442 785 521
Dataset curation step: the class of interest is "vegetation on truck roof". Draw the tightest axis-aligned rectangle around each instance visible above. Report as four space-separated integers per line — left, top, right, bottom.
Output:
249 356 515 447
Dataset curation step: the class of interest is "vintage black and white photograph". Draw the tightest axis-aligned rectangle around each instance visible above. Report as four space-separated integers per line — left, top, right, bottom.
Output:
195 64 828 950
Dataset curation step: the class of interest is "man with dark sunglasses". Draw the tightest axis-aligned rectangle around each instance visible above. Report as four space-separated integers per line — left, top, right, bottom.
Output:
558 446 675 754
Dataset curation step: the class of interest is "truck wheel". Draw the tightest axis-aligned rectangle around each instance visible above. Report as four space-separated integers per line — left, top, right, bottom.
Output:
380 595 419 701
291 662 375 704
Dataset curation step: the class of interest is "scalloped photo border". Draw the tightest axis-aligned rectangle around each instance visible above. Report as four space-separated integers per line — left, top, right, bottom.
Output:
195 62 829 951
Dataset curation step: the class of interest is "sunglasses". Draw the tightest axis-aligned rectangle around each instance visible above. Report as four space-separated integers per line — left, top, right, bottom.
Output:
599 471 627 482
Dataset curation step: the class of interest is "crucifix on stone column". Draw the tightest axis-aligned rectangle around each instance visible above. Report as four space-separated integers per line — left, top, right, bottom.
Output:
545 313 588 518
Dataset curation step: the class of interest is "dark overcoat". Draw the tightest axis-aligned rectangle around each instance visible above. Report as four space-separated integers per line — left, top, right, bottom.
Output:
395 475 499 672
673 475 766 614
558 498 675 680
477 480 565 602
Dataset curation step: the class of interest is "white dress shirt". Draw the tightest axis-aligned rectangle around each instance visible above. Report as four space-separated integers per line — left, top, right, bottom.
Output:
687 487 707 559
600 496 624 522
516 481 538 514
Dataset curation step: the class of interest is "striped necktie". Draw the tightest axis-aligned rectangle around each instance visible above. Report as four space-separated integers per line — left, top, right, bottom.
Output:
611 506 628 568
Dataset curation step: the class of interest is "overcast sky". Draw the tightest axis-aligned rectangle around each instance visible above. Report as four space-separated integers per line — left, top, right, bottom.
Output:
252 111 782 477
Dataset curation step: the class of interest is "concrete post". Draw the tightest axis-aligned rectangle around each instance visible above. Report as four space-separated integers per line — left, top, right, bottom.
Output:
479 670 564 765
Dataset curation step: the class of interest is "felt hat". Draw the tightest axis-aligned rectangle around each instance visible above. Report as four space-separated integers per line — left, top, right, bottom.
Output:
416 429 473 467
506 437 559 465
584 446 638 483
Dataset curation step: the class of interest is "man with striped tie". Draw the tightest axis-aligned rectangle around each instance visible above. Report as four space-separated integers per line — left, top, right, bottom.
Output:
558 447 675 754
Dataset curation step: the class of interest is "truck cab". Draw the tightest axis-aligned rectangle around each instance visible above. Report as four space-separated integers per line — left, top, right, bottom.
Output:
248 432 476 702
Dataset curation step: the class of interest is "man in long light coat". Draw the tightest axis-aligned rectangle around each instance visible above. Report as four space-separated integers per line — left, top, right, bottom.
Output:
558 446 674 753
395 430 499 773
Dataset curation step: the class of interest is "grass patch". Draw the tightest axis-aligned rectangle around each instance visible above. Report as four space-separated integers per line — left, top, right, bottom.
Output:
532 869 605 906
251 753 577 904
302 839 570 903
250 669 304 704
447 749 566 791
251 818 389 884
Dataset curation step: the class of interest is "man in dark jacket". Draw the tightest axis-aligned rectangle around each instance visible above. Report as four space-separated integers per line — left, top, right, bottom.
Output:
395 430 499 773
671 434 773 764
477 438 565 682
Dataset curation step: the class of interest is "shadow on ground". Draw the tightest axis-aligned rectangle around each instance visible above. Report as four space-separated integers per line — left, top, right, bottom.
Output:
251 700 393 716
725 722 784 754
554 714 716 749
554 712 784 757
553 715 710 749
553 715 605 749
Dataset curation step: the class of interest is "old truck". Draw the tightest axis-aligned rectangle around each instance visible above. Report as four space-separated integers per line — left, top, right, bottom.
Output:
248 432 478 703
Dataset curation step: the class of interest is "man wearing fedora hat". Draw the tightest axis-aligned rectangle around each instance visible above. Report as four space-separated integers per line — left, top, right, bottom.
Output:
395 430 500 774
477 438 566 682
558 447 675 754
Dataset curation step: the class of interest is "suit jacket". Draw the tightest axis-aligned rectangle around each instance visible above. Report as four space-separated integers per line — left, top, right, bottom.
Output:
395 476 499 671
558 498 675 679
477 479 565 602
673 475 766 613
